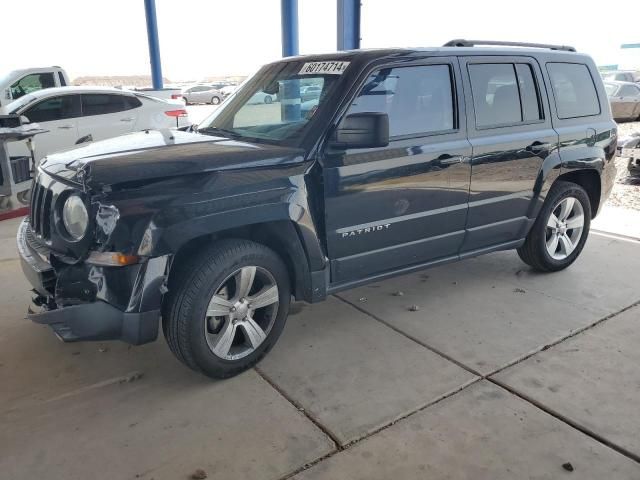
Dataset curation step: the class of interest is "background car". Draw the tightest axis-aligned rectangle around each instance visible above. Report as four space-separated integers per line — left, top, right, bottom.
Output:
220 85 238 98
181 84 224 105
2 86 190 164
601 70 640 83
247 91 277 104
604 81 640 121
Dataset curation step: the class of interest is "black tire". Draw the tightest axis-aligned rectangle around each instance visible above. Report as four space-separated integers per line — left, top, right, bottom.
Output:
162 239 291 379
183 97 189 105
264 95 273 104
517 181 591 272
211 96 221 105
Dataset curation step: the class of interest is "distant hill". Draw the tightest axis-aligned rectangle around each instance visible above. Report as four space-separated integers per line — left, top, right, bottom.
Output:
73 75 172 87
72 74 247 88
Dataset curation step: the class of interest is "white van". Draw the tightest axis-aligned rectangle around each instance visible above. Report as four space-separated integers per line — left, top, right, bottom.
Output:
0 67 70 107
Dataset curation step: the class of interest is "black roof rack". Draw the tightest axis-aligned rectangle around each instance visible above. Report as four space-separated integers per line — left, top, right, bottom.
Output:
443 39 576 53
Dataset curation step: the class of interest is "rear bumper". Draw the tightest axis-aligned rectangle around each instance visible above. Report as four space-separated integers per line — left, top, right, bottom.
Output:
17 218 167 345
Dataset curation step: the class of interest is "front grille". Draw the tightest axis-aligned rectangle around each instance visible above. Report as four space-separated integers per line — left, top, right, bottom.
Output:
29 182 53 240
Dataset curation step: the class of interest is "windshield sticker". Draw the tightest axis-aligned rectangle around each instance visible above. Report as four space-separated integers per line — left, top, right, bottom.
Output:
299 61 350 75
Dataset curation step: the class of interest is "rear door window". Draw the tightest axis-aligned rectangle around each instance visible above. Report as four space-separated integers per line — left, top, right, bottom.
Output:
348 64 455 137
547 63 600 119
81 94 136 116
619 84 640 97
468 63 542 128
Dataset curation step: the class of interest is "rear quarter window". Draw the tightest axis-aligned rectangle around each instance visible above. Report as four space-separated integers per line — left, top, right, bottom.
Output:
547 63 600 119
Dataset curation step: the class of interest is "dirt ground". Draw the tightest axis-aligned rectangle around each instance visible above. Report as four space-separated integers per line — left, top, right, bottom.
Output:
608 120 640 211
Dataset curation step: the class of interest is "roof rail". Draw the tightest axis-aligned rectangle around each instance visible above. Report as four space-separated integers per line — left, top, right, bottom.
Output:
443 39 576 52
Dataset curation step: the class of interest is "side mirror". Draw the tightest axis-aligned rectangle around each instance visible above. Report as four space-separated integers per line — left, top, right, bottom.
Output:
331 112 389 149
20 115 30 125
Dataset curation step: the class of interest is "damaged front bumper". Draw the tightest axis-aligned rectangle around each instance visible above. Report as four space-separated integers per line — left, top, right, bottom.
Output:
17 218 168 345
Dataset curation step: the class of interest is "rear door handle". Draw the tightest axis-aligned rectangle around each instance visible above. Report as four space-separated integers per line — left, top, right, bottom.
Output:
120 117 135 122
437 154 463 165
526 142 550 154
58 125 74 130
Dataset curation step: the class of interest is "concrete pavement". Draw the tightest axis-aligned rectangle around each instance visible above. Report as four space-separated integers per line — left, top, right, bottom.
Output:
2 214 640 479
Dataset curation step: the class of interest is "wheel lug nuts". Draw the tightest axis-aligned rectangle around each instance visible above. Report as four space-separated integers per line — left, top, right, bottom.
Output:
230 306 236 312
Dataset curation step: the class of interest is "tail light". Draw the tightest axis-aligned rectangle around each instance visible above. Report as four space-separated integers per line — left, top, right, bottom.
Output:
164 109 188 118
170 94 182 99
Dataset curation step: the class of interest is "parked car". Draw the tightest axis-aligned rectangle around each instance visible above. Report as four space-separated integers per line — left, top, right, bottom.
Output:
18 40 616 379
300 84 322 101
247 91 277 104
220 85 238 98
2 86 190 164
182 85 224 105
0 66 70 107
604 81 640 121
601 70 640 83
617 132 640 176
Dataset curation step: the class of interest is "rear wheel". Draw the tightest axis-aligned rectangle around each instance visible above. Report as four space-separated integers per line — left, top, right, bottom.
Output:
162 239 290 379
211 96 221 105
264 95 273 104
517 181 591 272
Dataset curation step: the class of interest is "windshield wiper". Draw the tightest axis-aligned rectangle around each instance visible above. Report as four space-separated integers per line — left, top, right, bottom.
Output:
197 126 241 138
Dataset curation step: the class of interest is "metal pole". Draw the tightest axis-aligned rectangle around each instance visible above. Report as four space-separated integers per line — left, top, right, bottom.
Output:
337 0 361 51
281 0 299 57
144 0 163 90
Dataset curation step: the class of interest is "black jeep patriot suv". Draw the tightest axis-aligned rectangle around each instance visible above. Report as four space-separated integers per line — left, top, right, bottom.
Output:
18 40 617 378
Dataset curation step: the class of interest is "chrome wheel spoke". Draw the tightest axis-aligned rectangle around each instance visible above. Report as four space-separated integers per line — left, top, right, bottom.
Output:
565 214 584 229
558 197 575 221
547 213 559 228
239 317 267 349
558 234 574 256
206 294 234 317
248 285 279 309
235 266 256 299
209 320 237 358
546 233 559 254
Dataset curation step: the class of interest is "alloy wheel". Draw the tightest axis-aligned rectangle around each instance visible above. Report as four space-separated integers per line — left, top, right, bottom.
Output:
204 266 279 361
545 196 585 260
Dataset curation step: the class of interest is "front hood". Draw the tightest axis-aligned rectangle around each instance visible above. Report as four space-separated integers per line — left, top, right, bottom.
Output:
40 129 305 188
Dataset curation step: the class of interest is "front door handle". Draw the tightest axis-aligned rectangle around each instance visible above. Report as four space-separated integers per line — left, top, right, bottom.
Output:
120 117 135 122
437 154 463 165
526 142 550 154
58 124 74 130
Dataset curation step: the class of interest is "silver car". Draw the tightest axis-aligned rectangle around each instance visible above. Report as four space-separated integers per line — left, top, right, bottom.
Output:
182 85 223 105
605 81 640 121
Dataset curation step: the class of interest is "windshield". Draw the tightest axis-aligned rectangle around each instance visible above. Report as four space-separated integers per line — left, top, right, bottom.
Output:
197 60 348 146
7 93 38 113
604 83 618 96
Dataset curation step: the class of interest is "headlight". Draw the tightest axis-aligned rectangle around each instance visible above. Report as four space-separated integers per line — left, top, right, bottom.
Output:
62 195 88 240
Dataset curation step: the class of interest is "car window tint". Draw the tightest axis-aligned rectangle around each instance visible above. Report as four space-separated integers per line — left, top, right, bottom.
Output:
10 72 56 100
124 95 142 109
82 94 131 116
619 84 640 97
468 64 521 127
348 64 454 137
604 83 618 96
547 63 600 119
24 95 79 123
515 64 541 122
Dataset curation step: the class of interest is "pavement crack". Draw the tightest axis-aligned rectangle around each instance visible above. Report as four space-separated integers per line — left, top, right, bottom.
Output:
488 377 640 465
334 294 483 378
253 366 342 449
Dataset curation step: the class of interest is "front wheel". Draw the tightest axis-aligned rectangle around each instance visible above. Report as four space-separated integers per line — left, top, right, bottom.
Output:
162 239 290 379
517 181 591 272
211 96 221 105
